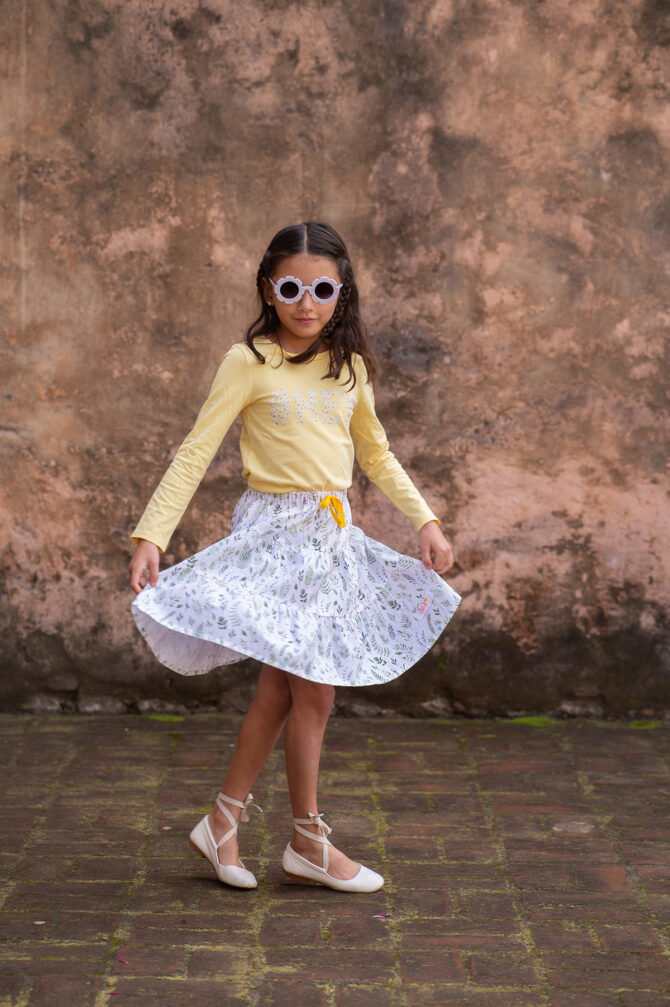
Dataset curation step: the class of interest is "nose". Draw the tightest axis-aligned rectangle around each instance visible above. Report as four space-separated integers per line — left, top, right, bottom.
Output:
297 290 315 309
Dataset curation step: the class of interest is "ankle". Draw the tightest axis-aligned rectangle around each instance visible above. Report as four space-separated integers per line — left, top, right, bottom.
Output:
293 823 321 841
212 806 239 823
213 791 248 821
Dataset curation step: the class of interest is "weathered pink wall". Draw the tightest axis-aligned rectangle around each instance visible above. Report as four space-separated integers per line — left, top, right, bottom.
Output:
2 0 669 715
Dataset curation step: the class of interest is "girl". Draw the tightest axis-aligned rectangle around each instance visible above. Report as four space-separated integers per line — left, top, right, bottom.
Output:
128 221 461 894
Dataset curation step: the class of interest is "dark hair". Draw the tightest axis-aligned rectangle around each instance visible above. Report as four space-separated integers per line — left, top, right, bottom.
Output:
244 221 377 390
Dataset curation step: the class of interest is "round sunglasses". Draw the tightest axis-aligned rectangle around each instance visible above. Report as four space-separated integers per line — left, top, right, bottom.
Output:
269 275 342 305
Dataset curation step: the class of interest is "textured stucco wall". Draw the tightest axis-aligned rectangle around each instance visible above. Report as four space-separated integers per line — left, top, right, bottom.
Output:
2 0 669 716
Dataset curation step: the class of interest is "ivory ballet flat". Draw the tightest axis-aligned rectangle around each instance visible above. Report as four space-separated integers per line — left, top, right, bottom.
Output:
282 811 384 893
189 791 262 889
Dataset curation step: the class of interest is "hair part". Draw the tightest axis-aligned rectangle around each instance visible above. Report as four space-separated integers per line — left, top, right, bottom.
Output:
244 221 378 390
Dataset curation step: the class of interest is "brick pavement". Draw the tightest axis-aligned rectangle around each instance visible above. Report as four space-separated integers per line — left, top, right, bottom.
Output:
1 712 670 1005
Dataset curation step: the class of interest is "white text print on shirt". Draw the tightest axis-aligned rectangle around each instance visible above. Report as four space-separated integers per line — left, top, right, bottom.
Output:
269 387 356 426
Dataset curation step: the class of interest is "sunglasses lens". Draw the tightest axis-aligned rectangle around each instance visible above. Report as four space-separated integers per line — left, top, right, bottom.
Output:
278 280 301 301
313 281 336 301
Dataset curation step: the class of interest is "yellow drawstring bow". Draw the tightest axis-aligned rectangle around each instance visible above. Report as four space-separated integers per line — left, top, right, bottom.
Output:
320 495 346 527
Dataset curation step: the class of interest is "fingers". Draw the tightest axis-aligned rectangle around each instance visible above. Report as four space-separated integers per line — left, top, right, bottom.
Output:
419 526 455 575
433 545 454 575
130 568 153 594
128 548 160 594
148 556 159 587
426 542 454 576
129 563 145 595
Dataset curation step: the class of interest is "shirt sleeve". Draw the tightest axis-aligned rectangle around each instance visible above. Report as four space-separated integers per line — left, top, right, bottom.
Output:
131 344 252 553
349 359 440 533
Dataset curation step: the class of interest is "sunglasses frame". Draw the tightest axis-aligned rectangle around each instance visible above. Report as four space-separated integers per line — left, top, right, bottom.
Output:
269 274 343 305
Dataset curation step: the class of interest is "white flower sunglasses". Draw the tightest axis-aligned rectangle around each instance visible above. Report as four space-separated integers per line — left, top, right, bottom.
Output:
269 275 342 305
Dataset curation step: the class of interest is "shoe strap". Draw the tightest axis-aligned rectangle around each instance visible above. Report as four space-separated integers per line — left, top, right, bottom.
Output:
292 812 332 871
217 791 263 822
214 792 263 848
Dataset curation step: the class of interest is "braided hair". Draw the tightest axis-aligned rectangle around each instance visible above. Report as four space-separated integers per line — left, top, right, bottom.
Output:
244 221 378 390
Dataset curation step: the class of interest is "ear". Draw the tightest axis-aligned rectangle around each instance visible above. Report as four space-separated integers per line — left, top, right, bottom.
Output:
261 277 272 303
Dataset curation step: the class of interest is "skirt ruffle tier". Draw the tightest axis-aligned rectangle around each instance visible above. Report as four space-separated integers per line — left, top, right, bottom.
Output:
131 488 462 687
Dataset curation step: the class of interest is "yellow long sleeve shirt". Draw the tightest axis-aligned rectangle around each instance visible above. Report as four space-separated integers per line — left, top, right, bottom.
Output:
131 338 440 552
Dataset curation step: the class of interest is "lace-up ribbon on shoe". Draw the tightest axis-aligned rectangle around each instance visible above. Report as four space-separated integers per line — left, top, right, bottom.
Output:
282 809 384 892
188 790 262 889
214 791 263 841
239 793 263 823
306 812 332 836
292 811 333 871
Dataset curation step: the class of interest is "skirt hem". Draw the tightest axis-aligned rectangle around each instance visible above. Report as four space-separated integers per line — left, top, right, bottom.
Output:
133 607 450 687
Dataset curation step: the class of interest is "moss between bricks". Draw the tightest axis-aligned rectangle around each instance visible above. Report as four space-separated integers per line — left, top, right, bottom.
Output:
505 715 555 727
141 714 184 723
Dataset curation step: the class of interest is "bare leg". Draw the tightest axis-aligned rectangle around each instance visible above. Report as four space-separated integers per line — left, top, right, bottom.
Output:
209 664 292 866
283 672 360 881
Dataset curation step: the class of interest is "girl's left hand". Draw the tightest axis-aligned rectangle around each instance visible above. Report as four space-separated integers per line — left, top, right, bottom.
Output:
419 521 454 575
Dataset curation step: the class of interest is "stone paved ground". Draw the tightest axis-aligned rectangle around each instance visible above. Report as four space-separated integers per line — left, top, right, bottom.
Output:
1 713 670 1006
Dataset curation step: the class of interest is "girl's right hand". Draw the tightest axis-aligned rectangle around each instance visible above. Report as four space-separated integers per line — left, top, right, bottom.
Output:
129 539 160 594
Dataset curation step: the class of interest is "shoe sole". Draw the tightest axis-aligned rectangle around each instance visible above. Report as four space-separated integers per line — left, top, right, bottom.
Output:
283 869 316 882
189 838 207 859
282 865 384 892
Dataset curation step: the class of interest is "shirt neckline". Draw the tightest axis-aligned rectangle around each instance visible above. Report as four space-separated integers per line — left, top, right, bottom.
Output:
262 338 331 359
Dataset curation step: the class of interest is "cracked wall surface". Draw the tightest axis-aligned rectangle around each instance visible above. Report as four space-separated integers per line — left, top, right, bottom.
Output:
2 0 669 715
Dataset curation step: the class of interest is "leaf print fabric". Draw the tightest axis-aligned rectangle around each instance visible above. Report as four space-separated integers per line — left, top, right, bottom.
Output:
130 488 462 687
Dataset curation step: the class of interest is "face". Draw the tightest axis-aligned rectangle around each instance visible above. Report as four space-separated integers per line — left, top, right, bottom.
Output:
263 253 341 354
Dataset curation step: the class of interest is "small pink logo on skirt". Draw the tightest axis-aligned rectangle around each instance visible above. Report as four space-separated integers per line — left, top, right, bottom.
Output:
417 596 431 614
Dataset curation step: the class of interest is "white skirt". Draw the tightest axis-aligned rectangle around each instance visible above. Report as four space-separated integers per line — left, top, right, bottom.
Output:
130 488 462 688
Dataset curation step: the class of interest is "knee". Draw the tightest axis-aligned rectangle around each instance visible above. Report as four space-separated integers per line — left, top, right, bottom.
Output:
255 665 292 718
289 678 335 721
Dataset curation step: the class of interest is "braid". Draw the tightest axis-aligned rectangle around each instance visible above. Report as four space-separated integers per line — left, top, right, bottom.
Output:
256 258 273 308
319 271 351 343
244 257 275 364
255 261 265 291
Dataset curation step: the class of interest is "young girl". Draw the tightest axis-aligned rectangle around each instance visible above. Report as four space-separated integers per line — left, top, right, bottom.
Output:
128 221 461 894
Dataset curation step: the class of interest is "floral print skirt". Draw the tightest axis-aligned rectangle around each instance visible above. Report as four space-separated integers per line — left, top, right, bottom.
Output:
130 488 462 687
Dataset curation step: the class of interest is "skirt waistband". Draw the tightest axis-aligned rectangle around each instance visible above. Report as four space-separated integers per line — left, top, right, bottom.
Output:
243 487 349 502
239 487 350 527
